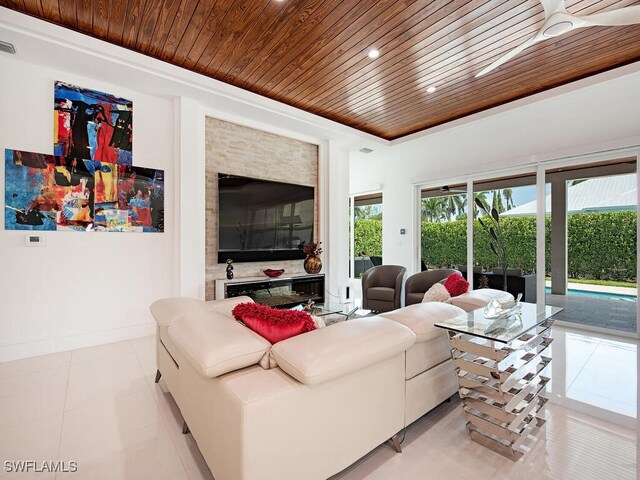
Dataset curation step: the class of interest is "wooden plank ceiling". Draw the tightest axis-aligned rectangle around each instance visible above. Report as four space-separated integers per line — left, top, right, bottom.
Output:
3 0 640 140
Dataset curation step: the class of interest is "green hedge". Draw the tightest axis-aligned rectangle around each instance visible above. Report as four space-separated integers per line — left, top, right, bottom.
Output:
567 211 637 280
353 218 382 257
355 211 637 281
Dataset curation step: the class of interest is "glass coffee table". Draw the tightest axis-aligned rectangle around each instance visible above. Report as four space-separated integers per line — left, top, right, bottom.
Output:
308 302 359 321
291 301 360 324
435 302 562 460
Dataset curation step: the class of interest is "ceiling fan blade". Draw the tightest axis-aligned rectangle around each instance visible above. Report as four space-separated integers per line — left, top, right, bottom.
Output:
580 6 640 26
441 186 467 194
475 35 540 77
539 0 566 18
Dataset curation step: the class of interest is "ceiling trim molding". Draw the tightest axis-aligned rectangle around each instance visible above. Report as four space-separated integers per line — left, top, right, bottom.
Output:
410 136 640 187
392 61 640 147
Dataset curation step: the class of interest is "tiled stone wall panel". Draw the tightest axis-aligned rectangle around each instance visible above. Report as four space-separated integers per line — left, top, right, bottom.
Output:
205 117 319 299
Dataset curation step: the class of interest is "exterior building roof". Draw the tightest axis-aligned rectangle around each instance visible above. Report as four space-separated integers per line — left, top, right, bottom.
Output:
502 174 637 217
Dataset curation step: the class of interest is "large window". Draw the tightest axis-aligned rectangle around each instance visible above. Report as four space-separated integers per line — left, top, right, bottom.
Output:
352 193 382 278
416 153 639 339
420 185 467 272
545 161 637 334
472 175 537 300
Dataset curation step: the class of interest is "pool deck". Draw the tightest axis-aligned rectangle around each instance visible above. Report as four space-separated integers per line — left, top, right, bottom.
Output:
545 280 637 296
546 293 637 333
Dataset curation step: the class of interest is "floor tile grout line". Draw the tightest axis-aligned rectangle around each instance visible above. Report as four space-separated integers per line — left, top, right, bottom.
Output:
60 342 151 416
69 343 136 367
0 354 72 380
137 336 193 477
54 357 72 479
0 341 137 379
564 338 603 391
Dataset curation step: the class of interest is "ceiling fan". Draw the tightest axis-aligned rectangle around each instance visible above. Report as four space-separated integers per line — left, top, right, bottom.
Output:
441 185 467 194
476 0 640 77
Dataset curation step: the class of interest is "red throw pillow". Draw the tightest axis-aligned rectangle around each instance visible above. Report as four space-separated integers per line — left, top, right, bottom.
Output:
231 303 316 344
444 273 469 297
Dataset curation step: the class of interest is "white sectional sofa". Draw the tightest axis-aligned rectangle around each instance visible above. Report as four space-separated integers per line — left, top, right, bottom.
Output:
150 289 511 480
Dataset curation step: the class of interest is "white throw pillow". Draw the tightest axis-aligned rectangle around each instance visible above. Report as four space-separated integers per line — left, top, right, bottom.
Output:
422 283 451 303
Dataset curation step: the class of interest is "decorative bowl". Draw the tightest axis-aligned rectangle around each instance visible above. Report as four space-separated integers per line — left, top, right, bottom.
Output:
263 269 285 278
483 293 523 319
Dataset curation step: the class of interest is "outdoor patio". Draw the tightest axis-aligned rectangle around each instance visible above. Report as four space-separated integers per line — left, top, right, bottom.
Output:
546 293 637 333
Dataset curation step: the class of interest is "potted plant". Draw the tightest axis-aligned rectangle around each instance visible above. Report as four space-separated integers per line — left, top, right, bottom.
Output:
475 198 508 291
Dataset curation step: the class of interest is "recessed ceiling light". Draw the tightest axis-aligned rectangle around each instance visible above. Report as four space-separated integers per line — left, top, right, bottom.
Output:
426 86 436 94
368 49 380 59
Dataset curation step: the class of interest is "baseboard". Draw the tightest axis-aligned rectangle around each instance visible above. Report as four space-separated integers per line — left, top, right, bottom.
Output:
0 322 157 363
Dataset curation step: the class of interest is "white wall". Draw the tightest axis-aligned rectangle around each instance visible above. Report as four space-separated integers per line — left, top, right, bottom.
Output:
6 6 639 360
325 142 351 301
0 56 175 361
0 8 374 360
350 64 640 274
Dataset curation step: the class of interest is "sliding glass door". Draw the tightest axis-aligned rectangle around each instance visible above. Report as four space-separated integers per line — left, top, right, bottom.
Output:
545 160 637 335
419 185 467 272
472 175 537 300
416 150 639 338
351 193 383 278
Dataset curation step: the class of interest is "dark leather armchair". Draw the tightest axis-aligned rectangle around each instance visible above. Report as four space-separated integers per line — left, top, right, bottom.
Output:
404 269 460 306
362 265 406 313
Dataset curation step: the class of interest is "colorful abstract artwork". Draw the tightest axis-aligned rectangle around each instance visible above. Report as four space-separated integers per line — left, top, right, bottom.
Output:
54 81 133 166
5 149 164 232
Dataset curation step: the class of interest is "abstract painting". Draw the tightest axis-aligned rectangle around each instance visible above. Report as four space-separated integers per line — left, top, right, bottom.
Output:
116 165 165 231
54 81 133 165
5 150 93 231
5 149 163 232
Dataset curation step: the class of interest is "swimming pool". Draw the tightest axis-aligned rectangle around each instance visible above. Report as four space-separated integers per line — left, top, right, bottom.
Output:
545 287 637 302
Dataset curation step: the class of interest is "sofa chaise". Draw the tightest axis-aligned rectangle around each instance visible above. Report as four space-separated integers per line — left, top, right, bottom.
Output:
150 288 512 480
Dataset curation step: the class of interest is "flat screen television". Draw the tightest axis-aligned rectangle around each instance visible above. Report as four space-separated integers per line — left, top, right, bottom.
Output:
217 173 315 263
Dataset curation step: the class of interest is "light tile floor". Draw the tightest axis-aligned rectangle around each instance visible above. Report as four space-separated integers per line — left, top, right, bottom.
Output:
0 327 637 479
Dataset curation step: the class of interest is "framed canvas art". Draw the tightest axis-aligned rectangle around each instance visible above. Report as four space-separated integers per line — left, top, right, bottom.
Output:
54 81 133 165
5 149 163 232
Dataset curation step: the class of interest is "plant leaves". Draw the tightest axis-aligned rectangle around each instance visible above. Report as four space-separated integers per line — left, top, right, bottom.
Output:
475 197 487 212
489 227 497 240
491 208 500 222
478 218 485 228
490 242 498 256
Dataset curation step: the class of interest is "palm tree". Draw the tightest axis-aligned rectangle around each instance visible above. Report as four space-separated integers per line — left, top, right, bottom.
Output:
453 194 466 218
421 198 447 222
472 192 489 218
456 196 468 220
502 188 514 210
492 190 505 213
355 205 381 220
443 195 465 221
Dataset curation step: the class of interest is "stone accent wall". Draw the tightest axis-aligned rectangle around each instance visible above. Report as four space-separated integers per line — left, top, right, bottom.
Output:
205 117 319 299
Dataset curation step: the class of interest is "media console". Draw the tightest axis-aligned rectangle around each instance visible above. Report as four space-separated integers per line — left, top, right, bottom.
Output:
215 273 325 308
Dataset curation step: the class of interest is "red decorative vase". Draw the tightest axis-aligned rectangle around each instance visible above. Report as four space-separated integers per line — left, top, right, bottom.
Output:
304 256 322 274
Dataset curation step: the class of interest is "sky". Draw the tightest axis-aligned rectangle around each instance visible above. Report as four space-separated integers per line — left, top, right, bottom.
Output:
511 185 537 208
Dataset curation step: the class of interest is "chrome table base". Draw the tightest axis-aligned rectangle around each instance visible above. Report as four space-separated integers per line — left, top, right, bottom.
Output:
446 324 553 460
